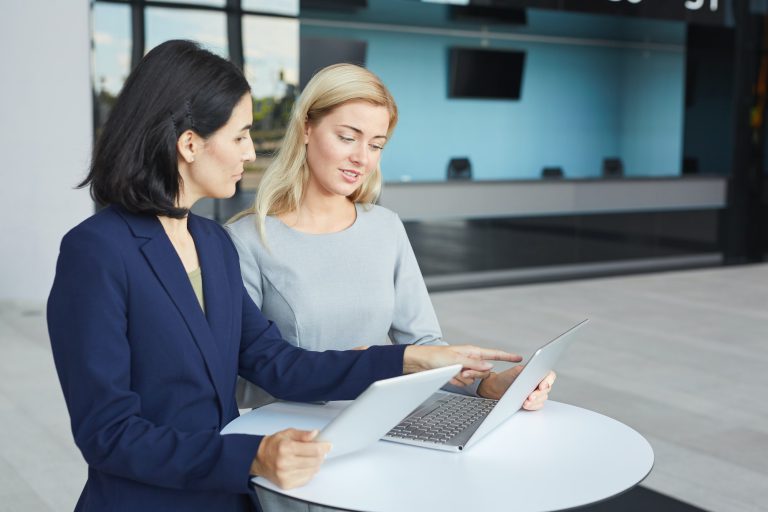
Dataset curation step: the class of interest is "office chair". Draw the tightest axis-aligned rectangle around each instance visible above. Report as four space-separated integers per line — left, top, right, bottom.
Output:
682 157 699 175
541 167 564 179
602 158 624 177
447 157 472 180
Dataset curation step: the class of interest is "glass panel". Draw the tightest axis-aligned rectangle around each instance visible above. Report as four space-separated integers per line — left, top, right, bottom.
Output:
151 0 225 7
242 0 298 17
241 15 299 190
421 0 469 5
92 2 132 131
146 7 228 58
301 5 686 182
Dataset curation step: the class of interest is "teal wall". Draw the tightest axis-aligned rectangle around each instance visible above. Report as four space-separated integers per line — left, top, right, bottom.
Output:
301 4 686 182
619 48 685 176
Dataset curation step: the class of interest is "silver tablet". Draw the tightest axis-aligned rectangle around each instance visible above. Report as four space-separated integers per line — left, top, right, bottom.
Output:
318 364 461 458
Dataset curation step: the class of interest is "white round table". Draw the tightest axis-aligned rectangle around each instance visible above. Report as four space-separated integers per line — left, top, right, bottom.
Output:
223 400 654 512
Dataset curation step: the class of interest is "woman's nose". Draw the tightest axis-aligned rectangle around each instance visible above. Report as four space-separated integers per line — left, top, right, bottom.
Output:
350 144 368 168
244 139 256 162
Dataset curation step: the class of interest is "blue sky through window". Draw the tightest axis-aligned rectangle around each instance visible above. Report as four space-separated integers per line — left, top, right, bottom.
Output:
243 15 298 99
93 3 131 96
146 7 228 58
242 0 298 16
155 0 225 6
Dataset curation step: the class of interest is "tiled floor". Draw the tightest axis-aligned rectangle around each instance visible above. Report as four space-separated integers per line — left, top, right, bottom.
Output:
1 263 766 511
431 263 768 512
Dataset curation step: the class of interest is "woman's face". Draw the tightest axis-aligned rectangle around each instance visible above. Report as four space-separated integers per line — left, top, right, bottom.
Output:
304 100 390 200
179 93 255 205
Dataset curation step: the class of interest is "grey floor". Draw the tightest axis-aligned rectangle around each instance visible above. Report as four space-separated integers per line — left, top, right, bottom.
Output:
1 263 766 512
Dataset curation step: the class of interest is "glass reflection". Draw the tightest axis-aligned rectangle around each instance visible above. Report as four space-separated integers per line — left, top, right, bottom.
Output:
242 0 299 16
146 7 228 58
241 15 299 191
152 0 225 7
93 2 132 131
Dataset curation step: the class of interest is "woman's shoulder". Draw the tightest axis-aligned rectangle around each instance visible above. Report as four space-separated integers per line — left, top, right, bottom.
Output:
357 204 408 243
62 205 129 247
358 203 403 226
223 212 259 241
56 207 139 271
222 212 273 259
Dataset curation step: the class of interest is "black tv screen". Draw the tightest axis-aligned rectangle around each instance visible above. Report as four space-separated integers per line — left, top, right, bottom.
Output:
449 48 525 100
300 37 367 89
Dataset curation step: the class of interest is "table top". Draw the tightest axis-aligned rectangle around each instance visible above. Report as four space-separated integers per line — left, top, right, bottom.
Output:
223 400 654 512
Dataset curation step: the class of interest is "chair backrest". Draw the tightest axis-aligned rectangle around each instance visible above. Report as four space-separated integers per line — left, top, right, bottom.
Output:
447 157 472 180
682 157 699 175
602 158 624 177
541 166 564 179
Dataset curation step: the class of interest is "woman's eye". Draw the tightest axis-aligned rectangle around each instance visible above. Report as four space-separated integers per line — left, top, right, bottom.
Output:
370 144 384 152
338 135 355 143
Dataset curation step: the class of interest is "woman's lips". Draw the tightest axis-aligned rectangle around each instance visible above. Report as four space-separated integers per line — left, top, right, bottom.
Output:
340 169 362 182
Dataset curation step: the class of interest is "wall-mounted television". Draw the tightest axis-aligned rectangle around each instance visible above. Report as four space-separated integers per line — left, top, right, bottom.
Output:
299 37 367 89
448 47 526 100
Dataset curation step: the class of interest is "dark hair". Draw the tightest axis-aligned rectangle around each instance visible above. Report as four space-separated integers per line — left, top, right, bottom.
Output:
81 40 250 218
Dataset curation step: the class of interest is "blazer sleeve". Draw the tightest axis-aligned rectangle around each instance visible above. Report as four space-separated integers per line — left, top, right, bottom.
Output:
213 224 408 399
47 229 261 494
237 284 407 402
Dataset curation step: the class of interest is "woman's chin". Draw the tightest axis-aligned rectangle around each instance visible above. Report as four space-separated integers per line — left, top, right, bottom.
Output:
212 186 238 200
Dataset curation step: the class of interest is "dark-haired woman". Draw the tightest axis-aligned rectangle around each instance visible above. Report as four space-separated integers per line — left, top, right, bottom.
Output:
47 40 518 512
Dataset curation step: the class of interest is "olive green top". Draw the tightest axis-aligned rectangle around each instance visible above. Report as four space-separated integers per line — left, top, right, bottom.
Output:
188 267 204 312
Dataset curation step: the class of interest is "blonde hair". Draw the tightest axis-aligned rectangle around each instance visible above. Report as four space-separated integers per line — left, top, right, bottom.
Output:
230 63 398 239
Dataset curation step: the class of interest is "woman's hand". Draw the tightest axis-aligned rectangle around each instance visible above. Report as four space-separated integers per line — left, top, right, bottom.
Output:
250 428 331 489
478 368 557 410
403 345 523 387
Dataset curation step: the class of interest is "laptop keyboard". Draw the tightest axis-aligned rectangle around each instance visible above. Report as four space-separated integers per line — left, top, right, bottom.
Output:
386 393 498 445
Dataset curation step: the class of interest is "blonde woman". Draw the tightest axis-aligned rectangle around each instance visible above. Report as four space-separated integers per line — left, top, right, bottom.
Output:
226 64 556 510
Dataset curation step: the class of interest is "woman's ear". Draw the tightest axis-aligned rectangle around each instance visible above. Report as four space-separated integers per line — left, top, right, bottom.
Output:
303 117 310 145
177 129 199 164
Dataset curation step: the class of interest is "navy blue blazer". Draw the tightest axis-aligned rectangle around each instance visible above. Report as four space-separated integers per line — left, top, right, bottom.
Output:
47 205 406 512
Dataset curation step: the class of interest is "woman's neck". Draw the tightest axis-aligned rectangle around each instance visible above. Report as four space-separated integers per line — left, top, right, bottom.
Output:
158 214 200 272
158 215 189 241
281 192 357 234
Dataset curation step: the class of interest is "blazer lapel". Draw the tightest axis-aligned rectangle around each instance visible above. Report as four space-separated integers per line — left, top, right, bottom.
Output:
116 208 228 419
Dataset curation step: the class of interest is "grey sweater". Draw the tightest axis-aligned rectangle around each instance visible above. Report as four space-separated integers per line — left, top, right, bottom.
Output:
226 204 474 512
226 204 443 352
226 204 481 408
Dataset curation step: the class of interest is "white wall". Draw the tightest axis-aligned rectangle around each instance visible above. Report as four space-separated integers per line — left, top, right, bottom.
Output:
0 1 94 301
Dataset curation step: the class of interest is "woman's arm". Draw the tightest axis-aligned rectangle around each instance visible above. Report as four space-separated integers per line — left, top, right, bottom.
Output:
387 217 486 392
236 280 408 401
386 215 556 401
388 217 444 347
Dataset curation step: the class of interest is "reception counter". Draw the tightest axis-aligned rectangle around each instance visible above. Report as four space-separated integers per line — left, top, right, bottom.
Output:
378 176 725 221
377 177 726 289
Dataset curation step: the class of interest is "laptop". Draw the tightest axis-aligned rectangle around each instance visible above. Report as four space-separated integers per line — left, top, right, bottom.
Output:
383 319 589 452
317 364 461 458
